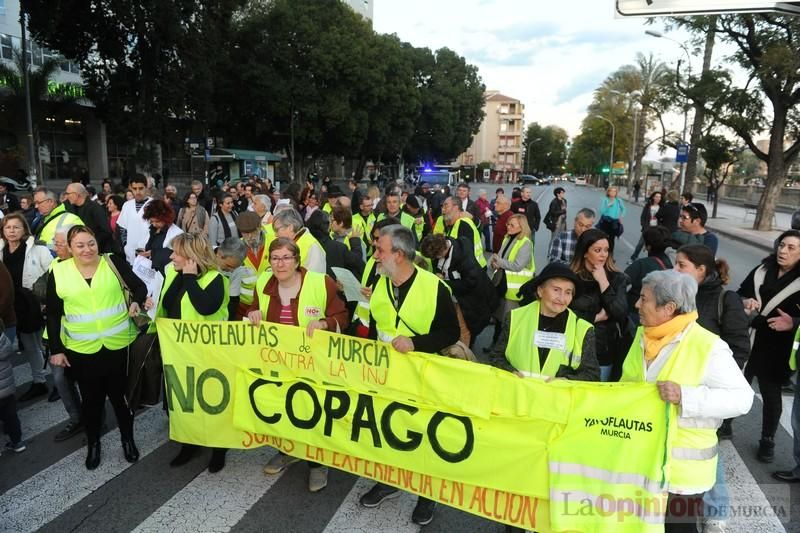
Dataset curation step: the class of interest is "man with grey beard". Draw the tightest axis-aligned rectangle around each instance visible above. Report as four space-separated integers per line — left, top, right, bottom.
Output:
358 224 460 526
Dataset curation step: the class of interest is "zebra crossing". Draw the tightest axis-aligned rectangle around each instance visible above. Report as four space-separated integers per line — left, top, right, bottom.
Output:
1 358 798 533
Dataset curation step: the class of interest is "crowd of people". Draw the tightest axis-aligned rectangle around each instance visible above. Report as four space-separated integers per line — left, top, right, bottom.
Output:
0 174 799 533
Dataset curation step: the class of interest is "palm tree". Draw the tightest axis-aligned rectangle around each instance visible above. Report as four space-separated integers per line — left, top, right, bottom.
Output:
588 53 671 186
0 47 81 179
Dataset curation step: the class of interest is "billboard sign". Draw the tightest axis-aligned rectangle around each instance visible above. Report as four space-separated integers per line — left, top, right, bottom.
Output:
616 0 800 16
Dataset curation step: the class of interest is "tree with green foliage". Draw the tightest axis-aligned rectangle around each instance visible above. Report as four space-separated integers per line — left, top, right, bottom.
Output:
404 47 485 164
217 0 376 179
698 134 737 218
668 14 800 230
523 123 568 175
0 48 80 169
22 0 246 149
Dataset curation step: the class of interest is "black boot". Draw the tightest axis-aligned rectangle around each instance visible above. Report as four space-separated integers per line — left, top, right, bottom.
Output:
86 441 101 470
170 444 198 467
122 439 140 463
757 437 775 463
717 419 733 440
208 448 227 473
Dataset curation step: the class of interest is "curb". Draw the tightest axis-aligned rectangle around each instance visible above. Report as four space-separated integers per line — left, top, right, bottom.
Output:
704 223 774 254
617 193 774 254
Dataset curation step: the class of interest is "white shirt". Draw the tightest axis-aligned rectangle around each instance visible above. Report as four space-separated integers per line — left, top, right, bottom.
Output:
117 197 153 264
639 322 753 421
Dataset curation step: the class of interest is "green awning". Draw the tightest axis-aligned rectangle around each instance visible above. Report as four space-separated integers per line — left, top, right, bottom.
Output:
224 148 283 162
192 147 283 162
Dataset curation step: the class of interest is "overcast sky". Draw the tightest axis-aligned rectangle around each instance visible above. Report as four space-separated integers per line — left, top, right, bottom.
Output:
373 0 701 141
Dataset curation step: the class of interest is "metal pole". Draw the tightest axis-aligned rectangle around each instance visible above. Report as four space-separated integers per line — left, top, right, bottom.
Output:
630 106 639 184
679 106 688 193
290 110 295 181
20 9 38 187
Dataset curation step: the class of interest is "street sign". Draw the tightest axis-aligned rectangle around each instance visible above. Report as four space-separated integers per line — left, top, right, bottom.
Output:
676 143 689 163
204 148 211 162
616 0 800 16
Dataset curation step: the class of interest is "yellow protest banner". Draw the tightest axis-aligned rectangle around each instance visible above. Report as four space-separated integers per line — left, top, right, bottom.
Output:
157 319 671 532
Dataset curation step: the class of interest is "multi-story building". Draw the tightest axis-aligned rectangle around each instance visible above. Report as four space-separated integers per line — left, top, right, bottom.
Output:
457 91 524 181
0 1 108 184
343 0 374 20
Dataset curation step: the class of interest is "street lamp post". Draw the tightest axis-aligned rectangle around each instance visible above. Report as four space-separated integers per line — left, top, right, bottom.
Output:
20 8 37 187
646 29 692 193
592 115 615 187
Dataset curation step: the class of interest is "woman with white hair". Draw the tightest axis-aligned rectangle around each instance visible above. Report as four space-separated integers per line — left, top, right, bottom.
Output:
621 269 753 532
252 194 273 226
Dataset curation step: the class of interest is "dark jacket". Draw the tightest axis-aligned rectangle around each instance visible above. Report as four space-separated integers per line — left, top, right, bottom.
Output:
0 192 20 215
738 260 800 382
568 270 629 374
624 252 672 313
67 200 115 254
0 261 16 328
318 234 365 282
696 273 750 369
656 201 680 233
435 237 498 337
639 203 659 230
511 198 541 233
461 198 483 229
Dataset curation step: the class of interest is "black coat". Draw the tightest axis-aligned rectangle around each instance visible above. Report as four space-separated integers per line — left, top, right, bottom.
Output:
68 200 115 254
696 273 750 368
436 237 498 337
318 235 365 282
624 253 672 312
656 201 680 234
569 270 629 371
511 198 541 233
738 260 800 382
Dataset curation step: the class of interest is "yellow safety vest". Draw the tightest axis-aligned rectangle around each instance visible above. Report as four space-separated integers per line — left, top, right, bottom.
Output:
322 203 332 214
240 229 274 307
506 301 591 378
352 212 375 256
353 257 378 327
377 211 416 233
370 266 446 343
447 217 487 268
500 236 535 301
255 269 328 328
150 264 229 332
790 326 799 371
37 204 83 252
52 256 137 354
621 322 720 494
433 216 445 235
295 229 326 270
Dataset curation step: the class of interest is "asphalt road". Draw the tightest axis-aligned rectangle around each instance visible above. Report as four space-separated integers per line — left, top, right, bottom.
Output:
0 183 797 533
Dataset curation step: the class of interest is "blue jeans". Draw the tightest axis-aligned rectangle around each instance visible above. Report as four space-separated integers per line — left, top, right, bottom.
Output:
702 454 729 521
599 365 613 382
792 378 800 477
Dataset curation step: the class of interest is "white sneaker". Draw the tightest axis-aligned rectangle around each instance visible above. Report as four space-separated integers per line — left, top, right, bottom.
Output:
704 520 727 533
263 453 299 475
308 467 328 492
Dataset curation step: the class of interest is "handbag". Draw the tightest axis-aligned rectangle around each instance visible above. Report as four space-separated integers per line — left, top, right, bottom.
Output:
103 254 151 329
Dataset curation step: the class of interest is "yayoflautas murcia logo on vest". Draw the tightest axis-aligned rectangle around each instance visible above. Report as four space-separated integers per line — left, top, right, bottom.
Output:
584 416 654 440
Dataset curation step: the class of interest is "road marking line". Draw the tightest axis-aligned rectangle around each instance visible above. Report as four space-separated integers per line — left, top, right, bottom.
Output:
0 407 168 533
131 447 283 533
719 441 788 531
322 477 420 533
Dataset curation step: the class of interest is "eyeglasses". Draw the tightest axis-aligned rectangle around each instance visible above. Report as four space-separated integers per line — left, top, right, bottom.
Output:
269 255 296 263
679 214 692 220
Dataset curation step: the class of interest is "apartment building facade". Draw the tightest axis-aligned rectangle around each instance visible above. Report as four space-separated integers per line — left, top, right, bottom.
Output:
457 90 525 181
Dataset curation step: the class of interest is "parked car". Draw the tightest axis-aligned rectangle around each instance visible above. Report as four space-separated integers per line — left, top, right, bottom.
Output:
575 176 587 186
520 174 542 185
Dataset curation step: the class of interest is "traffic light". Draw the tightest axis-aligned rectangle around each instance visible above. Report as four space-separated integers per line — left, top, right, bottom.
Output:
601 166 610 174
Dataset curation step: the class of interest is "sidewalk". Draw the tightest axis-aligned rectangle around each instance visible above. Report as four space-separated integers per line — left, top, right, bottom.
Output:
618 189 791 253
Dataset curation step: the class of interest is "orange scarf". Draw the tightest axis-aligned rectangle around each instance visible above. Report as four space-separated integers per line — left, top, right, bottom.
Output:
642 311 698 361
